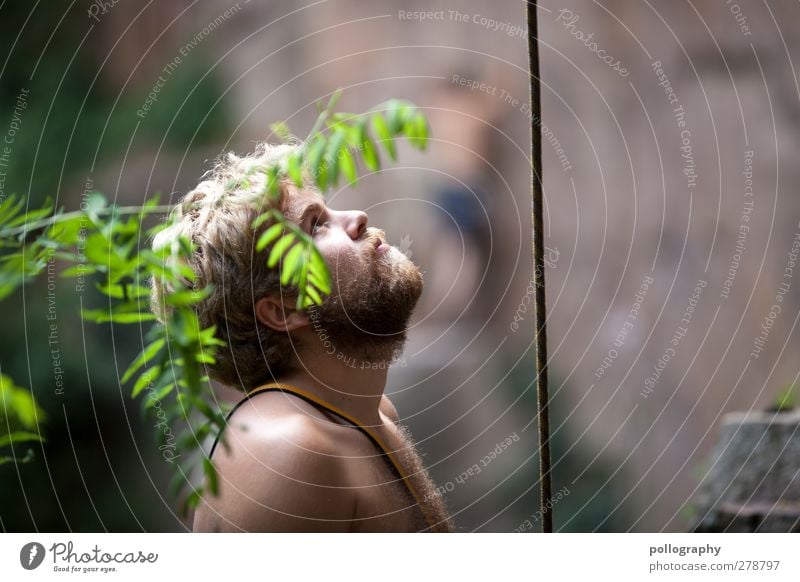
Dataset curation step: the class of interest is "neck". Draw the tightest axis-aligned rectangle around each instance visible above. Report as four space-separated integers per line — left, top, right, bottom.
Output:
272 348 390 426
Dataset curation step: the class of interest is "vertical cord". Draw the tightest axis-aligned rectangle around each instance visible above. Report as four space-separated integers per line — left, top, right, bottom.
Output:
527 0 553 534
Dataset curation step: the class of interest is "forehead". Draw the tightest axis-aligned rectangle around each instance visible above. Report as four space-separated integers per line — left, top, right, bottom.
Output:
284 187 326 223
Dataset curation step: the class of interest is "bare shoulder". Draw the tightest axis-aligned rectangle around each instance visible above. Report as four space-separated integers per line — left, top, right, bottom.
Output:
193 393 356 532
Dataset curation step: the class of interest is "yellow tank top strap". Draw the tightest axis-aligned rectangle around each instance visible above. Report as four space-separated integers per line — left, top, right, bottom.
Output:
250 382 439 531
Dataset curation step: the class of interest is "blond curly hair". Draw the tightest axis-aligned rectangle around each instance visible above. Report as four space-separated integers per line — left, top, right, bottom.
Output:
151 142 312 390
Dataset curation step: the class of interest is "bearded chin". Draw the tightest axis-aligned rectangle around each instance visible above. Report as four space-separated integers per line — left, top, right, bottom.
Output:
306 247 423 363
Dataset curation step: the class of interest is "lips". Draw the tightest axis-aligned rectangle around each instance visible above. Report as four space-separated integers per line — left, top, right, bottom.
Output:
371 236 390 255
365 228 390 255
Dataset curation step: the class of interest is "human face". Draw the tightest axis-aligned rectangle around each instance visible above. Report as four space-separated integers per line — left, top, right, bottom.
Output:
285 187 423 357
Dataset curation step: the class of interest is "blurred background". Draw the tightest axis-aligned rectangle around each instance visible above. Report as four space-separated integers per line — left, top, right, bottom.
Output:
1 0 798 532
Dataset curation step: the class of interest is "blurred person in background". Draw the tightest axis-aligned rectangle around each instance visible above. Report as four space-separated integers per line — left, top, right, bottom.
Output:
423 65 508 324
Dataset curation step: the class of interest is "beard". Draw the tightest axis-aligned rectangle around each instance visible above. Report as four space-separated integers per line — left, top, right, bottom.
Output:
306 231 423 364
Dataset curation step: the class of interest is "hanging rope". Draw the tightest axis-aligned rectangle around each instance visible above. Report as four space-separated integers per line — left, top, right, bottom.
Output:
527 0 553 533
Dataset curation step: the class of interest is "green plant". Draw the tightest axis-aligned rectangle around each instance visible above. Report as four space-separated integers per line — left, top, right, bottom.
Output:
0 92 429 513
0 373 46 465
773 382 796 412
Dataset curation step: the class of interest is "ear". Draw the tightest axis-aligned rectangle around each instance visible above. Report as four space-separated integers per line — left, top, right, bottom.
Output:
255 295 310 332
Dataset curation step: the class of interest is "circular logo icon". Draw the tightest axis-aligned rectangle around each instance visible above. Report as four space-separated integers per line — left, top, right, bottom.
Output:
19 542 46 570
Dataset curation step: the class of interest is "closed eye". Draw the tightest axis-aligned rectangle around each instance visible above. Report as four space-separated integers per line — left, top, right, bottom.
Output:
310 214 328 235
298 202 327 235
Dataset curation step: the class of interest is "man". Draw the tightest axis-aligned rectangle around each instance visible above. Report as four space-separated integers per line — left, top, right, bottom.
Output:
152 143 453 532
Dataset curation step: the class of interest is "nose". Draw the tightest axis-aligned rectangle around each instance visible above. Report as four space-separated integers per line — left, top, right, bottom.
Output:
343 209 368 241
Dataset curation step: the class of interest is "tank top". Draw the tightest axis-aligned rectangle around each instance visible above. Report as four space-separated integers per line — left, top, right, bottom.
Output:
208 382 438 531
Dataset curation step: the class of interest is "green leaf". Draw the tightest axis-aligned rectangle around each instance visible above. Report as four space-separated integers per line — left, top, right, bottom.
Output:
266 166 281 201
325 130 346 187
176 235 195 257
60 264 97 278
144 383 175 409
340 146 357 186
84 232 128 273
6 205 53 229
385 100 402 134
0 431 43 448
46 215 85 245
195 352 216 364
122 338 166 384
269 120 291 142
0 195 23 227
325 89 343 114
267 233 296 268
0 374 46 429
406 113 429 150
256 222 285 252
169 467 190 498
306 138 327 191
199 325 226 348
251 210 275 231
203 457 219 496
305 285 322 306
165 287 212 307
371 113 397 161
358 121 380 172
132 365 162 398
192 395 218 421
287 151 304 188
182 489 202 513
81 309 156 324
307 269 331 295
84 193 108 223
775 383 796 411
309 243 329 275
280 243 303 286
96 281 150 300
